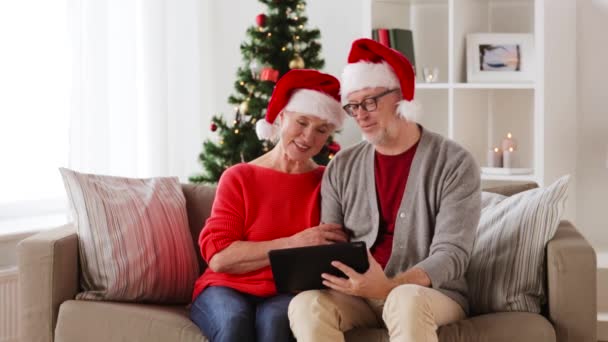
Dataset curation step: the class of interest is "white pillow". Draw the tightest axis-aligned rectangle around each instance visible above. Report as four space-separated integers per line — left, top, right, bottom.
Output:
467 175 570 314
60 168 199 304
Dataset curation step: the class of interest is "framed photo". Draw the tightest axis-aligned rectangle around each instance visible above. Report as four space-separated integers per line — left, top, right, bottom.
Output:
466 33 535 83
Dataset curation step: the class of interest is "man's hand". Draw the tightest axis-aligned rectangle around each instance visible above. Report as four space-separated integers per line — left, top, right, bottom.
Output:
321 249 398 300
287 223 347 248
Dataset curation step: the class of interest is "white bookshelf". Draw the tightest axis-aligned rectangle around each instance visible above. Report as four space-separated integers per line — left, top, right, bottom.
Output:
363 0 544 184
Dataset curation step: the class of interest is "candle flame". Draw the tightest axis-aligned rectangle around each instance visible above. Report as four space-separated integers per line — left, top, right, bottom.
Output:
507 132 512 138
494 147 499 152
509 147 514 152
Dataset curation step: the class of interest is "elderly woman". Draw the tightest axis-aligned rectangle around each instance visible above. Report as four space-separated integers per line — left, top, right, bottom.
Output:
190 69 348 342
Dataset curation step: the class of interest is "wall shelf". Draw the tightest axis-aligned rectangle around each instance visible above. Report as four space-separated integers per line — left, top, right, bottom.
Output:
368 0 543 184
452 83 536 89
481 173 538 182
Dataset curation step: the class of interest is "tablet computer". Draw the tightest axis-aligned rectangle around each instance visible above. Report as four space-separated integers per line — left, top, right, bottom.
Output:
268 242 369 293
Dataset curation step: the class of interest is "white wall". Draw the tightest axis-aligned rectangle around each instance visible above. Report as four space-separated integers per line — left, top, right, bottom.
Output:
576 0 608 251
201 0 608 251
201 0 367 148
543 0 578 221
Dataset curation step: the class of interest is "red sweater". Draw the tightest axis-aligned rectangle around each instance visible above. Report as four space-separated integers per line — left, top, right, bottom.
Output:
372 142 418 268
192 163 324 300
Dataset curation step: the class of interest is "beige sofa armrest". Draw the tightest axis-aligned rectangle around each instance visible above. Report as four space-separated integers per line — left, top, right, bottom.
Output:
546 221 596 342
18 224 79 342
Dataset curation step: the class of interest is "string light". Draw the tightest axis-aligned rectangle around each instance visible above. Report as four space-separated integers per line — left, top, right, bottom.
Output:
234 129 240 134
281 46 286 51
298 25 303 29
239 81 245 86
267 32 272 37
295 35 300 40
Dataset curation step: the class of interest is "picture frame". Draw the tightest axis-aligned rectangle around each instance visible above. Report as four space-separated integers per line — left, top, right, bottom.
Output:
466 33 535 83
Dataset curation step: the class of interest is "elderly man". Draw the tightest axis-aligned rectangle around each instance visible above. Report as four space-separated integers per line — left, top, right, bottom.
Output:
288 38 481 342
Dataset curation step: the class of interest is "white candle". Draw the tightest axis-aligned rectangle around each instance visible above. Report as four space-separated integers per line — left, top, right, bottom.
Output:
502 132 517 152
487 147 503 168
503 147 517 168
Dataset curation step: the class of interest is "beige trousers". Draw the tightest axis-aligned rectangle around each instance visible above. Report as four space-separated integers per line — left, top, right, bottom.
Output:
288 284 465 342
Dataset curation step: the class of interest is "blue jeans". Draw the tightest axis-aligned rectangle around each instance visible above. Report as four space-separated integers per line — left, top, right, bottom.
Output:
190 286 295 342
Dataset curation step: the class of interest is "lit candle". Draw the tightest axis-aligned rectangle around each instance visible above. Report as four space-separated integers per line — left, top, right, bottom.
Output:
503 147 517 168
501 132 518 152
487 147 503 168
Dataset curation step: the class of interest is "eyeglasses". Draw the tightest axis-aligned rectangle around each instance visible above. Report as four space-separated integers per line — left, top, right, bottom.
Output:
342 89 399 117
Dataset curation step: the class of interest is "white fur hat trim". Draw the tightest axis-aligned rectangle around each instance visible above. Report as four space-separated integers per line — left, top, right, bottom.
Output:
255 119 279 140
396 99 421 122
340 61 400 102
284 89 345 129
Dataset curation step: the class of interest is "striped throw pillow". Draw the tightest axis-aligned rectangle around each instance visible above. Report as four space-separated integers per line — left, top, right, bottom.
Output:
60 168 199 304
467 175 570 315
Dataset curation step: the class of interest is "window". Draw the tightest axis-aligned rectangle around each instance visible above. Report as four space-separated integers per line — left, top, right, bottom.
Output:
0 0 71 233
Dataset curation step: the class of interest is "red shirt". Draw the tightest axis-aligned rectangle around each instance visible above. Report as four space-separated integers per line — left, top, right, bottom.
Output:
192 163 324 300
372 143 418 268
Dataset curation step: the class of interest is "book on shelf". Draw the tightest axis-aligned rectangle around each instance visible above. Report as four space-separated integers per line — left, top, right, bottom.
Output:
371 28 416 75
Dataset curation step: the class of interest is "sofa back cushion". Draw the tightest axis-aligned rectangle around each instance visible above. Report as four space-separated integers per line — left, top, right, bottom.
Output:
482 182 538 197
181 184 216 274
467 176 570 315
60 168 199 304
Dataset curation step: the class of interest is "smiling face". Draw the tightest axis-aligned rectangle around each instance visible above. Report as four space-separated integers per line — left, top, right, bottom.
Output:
345 87 402 146
278 111 334 162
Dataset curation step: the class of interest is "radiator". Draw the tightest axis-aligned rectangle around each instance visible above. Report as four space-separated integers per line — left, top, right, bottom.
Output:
0 266 18 342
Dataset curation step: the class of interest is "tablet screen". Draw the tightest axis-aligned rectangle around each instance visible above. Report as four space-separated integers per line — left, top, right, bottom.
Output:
268 242 369 293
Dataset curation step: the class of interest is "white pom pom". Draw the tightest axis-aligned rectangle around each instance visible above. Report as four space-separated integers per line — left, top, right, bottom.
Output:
396 99 422 122
256 119 278 140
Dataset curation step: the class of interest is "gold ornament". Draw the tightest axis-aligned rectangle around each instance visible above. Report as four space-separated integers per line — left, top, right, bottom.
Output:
289 55 305 69
239 100 250 114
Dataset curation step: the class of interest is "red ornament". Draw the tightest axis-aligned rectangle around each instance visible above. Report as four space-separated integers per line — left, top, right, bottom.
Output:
327 141 341 154
256 14 267 27
210 123 217 132
260 67 279 82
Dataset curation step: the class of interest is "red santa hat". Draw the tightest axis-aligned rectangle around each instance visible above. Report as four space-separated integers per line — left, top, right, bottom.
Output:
256 69 345 140
341 38 420 121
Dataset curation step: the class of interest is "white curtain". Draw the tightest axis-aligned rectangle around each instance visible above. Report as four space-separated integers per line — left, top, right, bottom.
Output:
68 0 203 180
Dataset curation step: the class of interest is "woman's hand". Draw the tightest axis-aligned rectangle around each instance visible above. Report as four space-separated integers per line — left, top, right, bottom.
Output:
287 223 348 248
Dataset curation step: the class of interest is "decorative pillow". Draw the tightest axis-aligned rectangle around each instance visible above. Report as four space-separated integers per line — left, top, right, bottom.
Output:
60 168 199 304
466 175 570 315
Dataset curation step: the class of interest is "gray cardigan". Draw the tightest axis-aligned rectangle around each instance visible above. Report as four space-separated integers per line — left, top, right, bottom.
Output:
321 127 481 313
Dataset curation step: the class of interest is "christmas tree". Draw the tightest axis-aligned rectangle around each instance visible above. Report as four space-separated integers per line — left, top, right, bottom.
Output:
190 0 340 184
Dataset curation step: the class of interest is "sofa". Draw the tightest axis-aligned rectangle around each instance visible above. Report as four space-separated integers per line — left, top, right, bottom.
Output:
18 182 597 342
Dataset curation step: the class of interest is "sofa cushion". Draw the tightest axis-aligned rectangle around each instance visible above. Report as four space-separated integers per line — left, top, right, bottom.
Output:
482 182 538 197
466 175 570 314
344 312 555 342
60 168 199 304
55 300 207 342
55 302 555 342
